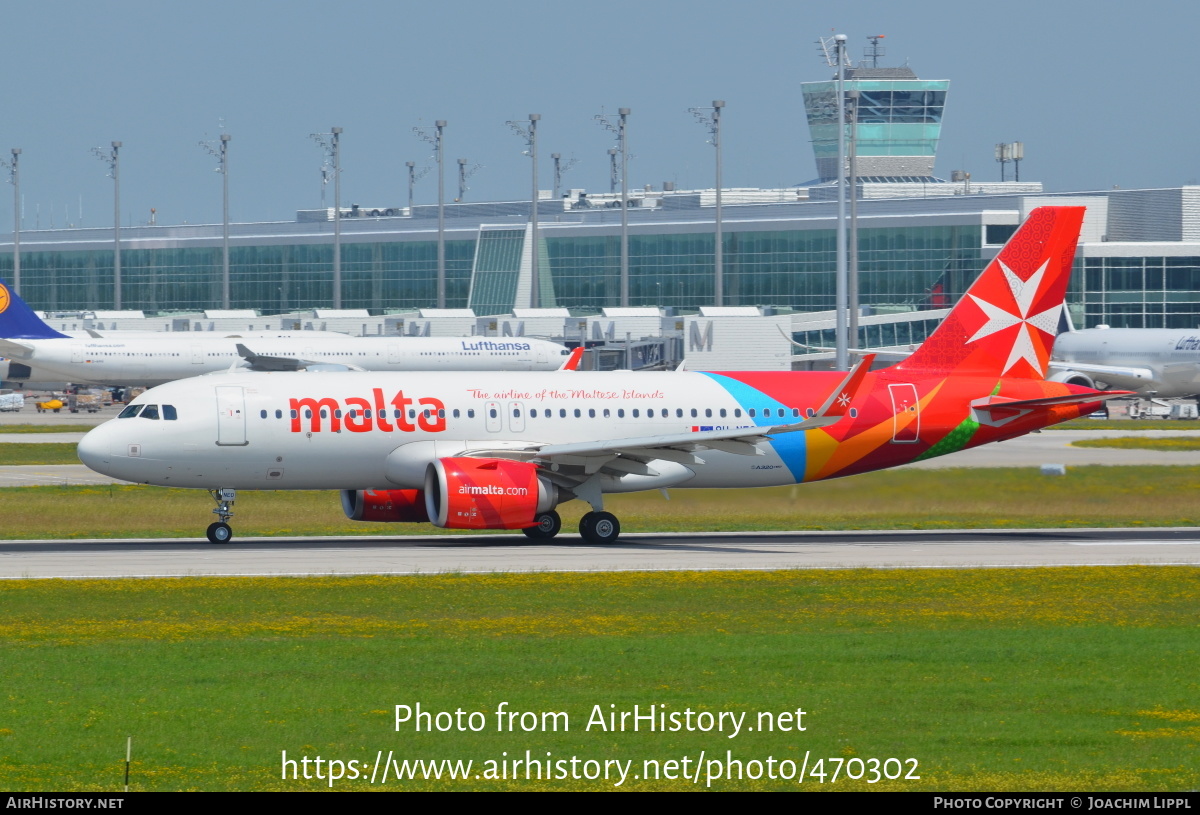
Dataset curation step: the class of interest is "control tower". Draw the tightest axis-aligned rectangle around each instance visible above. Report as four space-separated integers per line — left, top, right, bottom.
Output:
802 37 949 182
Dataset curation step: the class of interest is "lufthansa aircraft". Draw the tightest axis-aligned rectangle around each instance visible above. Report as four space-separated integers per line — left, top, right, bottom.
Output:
0 283 572 386
78 207 1126 544
1049 326 1200 398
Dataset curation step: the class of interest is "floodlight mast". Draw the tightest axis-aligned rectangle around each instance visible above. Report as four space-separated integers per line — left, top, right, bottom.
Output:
818 34 851 370
551 153 577 201
2 149 19 294
456 159 481 202
507 114 541 307
848 88 860 350
835 38 848 371
199 131 232 309
689 100 725 305
407 160 432 211
595 108 630 306
310 128 343 308
413 120 447 307
91 142 122 309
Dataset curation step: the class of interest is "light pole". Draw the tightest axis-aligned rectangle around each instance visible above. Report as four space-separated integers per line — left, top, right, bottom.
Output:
690 100 725 305
848 90 860 349
199 132 232 308
310 128 343 308
91 141 122 309
508 114 541 307
834 35 849 371
414 121 447 307
595 108 630 305
456 158 481 202
406 160 432 211
551 153 577 201
2 149 19 294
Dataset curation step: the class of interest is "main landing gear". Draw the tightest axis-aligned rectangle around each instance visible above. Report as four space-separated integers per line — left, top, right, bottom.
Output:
206 488 236 544
578 511 620 545
521 509 622 544
523 510 562 540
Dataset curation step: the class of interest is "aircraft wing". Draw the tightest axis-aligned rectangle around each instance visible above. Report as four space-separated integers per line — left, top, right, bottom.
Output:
235 343 364 372
1048 361 1156 390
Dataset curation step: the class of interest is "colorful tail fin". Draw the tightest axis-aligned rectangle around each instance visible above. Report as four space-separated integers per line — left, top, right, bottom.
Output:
893 206 1084 379
0 280 70 340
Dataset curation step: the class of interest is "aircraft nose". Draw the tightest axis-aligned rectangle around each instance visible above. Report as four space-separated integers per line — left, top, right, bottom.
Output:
76 425 111 473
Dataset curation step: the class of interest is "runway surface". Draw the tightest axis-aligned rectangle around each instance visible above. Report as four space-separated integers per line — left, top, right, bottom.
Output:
2 527 1199 579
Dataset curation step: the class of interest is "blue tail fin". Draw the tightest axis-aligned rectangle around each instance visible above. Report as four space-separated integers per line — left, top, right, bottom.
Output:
0 281 70 339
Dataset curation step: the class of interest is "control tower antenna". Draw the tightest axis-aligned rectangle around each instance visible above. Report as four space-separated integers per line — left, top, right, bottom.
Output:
865 35 886 68
817 34 851 69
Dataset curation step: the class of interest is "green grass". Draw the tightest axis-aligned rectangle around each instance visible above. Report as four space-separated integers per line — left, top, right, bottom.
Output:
0 443 83 465
0 568 1195 791
1048 419 1200 430
1072 436 1200 451
2 466 1199 540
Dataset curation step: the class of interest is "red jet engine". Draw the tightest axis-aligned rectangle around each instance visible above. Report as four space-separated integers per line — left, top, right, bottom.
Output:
341 489 430 523
424 457 557 529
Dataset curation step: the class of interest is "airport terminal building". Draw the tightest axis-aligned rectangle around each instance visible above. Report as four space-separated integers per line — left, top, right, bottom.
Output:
4 187 1198 325
2 56 1198 368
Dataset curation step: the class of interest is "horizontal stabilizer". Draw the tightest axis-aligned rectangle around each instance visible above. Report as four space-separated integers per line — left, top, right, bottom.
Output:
0 338 34 359
971 389 1133 424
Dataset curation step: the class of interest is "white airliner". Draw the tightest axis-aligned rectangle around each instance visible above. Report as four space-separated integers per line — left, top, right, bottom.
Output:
77 207 1125 545
0 281 573 386
1049 326 1200 398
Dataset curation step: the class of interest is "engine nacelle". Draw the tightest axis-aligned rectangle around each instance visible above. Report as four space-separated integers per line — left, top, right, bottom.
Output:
1046 369 1098 389
424 457 557 530
341 489 430 523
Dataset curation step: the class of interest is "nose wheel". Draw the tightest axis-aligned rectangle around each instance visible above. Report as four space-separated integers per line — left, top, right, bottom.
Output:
579 511 620 544
206 488 237 544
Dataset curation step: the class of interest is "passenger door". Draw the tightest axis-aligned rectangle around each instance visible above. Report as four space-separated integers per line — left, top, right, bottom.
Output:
888 383 920 443
216 385 248 446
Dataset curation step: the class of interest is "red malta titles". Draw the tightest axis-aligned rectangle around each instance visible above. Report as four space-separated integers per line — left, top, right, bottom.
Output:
289 388 446 434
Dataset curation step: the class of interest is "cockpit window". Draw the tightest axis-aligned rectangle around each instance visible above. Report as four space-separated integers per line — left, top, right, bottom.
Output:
118 404 143 419
162 405 178 421
140 405 160 420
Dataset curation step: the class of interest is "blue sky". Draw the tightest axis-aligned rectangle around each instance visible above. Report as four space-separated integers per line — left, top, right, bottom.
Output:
1 0 1196 228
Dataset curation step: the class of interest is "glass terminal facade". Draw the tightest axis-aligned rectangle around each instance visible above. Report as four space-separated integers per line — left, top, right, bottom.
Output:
0 222 984 316
1 193 1196 329
1080 255 1200 328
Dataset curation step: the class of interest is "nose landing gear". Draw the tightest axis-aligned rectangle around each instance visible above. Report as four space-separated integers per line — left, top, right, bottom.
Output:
206 488 236 544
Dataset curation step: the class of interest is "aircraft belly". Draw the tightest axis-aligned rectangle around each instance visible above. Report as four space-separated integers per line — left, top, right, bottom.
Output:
683 446 795 488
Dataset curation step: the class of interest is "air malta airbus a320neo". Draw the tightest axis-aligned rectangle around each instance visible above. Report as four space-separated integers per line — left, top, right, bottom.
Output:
79 206 1126 544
